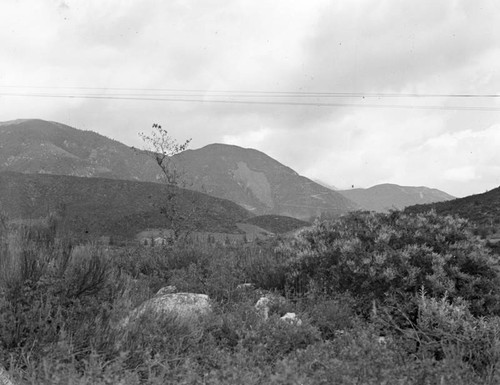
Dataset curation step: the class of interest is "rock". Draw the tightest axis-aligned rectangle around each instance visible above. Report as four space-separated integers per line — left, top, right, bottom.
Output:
236 283 255 291
120 292 212 329
254 294 289 320
0 366 16 385
255 296 271 319
155 285 177 296
280 312 302 326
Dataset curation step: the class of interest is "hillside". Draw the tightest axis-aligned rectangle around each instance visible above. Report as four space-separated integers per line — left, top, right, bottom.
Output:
405 186 500 234
243 215 310 234
0 119 161 181
313 179 338 190
173 144 358 220
0 119 359 220
0 171 251 242
338 183 454 212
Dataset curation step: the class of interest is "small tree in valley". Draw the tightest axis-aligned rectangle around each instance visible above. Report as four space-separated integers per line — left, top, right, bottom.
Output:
139 123 192 242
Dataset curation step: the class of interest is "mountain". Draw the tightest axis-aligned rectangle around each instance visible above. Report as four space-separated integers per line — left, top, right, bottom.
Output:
0 119 358 220
338 183 455 212
0 119 161 181
312 179 338 190
173 144 358 220
0 171 251 242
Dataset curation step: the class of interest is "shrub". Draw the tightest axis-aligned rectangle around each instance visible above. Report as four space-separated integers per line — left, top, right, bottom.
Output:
207 300 320 365
279 211 500 317
272 332 483 385
379 290 500 377
0 216 119 370
234 242 288 292
5 211 500 383
237 314 321 364
115 311 207 376
302 294 357 339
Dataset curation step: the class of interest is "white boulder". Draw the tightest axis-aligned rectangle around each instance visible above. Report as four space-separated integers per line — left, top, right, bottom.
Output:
120 292 212 329
280 312 302 326
255 296 271 319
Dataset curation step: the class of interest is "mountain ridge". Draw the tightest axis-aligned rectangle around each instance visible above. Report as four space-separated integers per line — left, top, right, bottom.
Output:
0 119 359 220
173 142 358 219
338 183 454 212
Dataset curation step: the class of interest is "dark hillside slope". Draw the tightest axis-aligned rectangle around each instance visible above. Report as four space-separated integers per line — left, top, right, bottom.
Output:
405 186 500 234
0 172 251 241
244 215 310 234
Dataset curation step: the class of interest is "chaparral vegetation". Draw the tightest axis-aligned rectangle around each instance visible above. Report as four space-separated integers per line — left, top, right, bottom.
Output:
2 208 500 384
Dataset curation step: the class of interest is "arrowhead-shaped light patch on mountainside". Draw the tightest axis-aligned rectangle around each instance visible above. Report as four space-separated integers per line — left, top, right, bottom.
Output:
173 143 358 220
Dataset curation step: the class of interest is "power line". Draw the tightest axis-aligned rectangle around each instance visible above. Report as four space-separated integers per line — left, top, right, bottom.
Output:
1 91 500 111
1 85 499 98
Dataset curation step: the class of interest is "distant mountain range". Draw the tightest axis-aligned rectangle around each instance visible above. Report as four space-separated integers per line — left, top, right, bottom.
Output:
0 119 455 222
338 183 455 212
0 119 358 220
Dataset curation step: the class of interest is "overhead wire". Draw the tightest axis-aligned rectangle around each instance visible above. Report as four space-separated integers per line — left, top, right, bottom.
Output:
1 85 500 98
1 86 499 111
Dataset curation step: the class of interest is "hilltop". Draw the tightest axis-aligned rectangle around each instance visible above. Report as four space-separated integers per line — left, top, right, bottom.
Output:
339 183 454 212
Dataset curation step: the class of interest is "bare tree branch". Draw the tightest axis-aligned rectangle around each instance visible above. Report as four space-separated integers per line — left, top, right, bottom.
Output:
139 123 192 242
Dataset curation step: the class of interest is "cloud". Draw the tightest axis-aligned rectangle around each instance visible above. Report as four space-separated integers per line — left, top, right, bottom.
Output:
222 127 272 149
299 1 500 93
1 0 500 198
444 166 476 182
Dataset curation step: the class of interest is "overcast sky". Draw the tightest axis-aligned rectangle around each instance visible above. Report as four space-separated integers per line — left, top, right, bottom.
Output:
1 0 499 197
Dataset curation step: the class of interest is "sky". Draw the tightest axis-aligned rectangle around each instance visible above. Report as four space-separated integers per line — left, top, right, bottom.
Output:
1 0 499 198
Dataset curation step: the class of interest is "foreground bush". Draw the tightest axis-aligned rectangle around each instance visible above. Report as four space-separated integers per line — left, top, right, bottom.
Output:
378 289 500 377
279 210 500 317
115 240 287 302
3 212 500 384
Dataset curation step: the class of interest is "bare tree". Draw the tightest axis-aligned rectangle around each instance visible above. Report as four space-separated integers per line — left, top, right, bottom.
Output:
139 123 191 186
139 123 192 242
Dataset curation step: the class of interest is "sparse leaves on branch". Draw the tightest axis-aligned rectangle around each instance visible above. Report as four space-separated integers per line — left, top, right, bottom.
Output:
139 123 191 186
139 123 192 241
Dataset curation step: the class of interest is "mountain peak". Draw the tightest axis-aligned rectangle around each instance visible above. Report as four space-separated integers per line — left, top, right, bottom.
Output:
196 143 276 158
